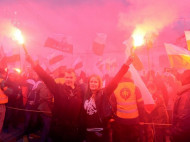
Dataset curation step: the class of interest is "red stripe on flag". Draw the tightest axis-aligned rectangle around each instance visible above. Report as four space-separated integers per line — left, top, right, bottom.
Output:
6 54 20 63
74 62 83 70
44 37 73 54
49 55 64 65
44 37 59 49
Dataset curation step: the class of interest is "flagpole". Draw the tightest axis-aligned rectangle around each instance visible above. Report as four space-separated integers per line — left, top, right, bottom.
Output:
22 44 28 55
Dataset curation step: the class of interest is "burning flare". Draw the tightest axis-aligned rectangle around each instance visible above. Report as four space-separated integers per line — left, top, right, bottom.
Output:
10 26 28 54
11 28 24 44
132 27 146 48
14 68 21 74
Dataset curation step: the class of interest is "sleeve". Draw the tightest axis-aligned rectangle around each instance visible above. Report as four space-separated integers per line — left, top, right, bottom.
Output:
104 64 129 96
33 65 58 96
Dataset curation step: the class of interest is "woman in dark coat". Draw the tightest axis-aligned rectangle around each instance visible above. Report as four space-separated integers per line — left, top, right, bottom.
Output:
81 57 133 142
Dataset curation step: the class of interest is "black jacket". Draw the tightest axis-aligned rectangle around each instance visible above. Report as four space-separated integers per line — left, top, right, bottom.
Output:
33 65 83 128
82 64 129 128
171 84 190 141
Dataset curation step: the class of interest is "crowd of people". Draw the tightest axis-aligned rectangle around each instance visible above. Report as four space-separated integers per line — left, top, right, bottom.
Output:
0 54 190 142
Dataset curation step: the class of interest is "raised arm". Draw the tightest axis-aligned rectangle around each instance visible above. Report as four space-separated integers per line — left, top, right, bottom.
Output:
26 55 58 96
104 56 133 96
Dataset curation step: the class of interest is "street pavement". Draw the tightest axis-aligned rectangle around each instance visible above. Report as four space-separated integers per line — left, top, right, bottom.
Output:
0 125 41 142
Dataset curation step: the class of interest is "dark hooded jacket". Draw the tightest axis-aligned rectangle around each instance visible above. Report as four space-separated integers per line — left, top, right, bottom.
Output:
171 84 190 142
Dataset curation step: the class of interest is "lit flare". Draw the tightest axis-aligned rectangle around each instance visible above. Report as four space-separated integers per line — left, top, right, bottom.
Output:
14 68 21 74
132 27 146 49
11 27 28 54
12 28 24 45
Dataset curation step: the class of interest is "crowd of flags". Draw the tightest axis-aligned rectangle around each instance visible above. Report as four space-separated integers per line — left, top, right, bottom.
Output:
1 31 190 73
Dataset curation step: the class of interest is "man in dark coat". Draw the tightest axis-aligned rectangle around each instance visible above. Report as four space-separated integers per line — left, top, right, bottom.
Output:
2 71 22 131
170 69 190 142
28 57 83 142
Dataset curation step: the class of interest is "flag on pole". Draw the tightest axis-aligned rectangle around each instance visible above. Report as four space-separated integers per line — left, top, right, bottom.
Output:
165 43 190 69
125 40 155 112
130 65 155 105
44 37 59 49
6 54 20 63
49 61 65 75
49 55 64 65
185 31 190 50
92 33 107 56
44 37 73 54
72 58 83 70
47 52 65 72
74 62 83 70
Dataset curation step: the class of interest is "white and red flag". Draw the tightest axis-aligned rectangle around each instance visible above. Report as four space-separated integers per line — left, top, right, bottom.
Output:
185 31 190 51
165 43 190 69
